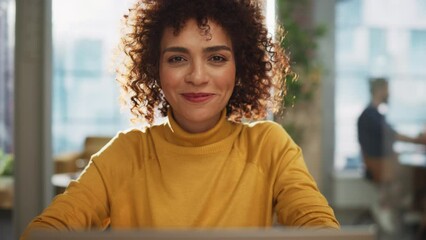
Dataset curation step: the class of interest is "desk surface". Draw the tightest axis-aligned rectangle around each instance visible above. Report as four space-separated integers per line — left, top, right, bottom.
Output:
399 152 426 168
0 176 13 209
28 226 376 240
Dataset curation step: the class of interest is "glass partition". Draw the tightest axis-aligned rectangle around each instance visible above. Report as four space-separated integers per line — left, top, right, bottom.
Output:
335 0 426 238
335 0 426 171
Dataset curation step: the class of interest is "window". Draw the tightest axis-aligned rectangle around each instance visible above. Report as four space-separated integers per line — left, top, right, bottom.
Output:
336 0 362 27
0 0 14 156
409 30 426 74
52 0 132 154
335 0 426 170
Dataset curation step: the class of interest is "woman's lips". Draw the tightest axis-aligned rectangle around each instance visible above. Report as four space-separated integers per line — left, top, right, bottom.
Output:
181 93 215 103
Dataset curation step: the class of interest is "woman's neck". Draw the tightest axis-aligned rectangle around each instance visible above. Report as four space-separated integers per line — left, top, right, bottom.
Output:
171 112 222 134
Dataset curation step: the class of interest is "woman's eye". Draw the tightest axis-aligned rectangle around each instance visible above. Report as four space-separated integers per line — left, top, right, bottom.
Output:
210 55 226 62
167 56 186 63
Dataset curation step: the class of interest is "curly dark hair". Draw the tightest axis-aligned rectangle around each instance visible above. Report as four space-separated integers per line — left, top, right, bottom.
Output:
117 0 292 124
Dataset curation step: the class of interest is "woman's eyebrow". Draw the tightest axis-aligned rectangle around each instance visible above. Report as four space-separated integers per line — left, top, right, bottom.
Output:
162 45 232 55
203 45 232 53
162 46 189 54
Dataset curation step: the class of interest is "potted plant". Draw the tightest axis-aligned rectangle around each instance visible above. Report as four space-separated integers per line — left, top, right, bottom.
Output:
0 149 13 176
276 0 326 144
0 148 14 209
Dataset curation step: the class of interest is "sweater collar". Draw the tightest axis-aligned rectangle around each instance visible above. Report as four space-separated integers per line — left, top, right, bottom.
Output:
164 109 235 147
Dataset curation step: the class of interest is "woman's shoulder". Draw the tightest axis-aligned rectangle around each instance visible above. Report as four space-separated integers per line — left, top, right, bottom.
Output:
117 127 147 137
240 120 291 140
92 127 155 159
112 123 165 142
99 123 169 151
89 126 163 172
236 120 296 153
108 128 146 146
244 120 301 151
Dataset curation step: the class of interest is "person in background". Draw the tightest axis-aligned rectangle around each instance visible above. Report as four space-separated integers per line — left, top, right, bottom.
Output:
21 0 339 238
357 77 426 233
358 77 426 182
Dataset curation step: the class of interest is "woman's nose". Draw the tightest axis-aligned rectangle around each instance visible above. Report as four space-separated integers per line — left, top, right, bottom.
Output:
185 61 209 85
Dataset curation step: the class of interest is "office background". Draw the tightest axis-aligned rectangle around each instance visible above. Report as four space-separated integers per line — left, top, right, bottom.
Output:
1 0 426 239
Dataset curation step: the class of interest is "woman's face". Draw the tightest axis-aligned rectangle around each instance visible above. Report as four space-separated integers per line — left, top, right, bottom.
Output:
159 19 236 133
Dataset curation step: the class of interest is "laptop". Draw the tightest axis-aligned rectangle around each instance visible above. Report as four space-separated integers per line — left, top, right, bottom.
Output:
28 225 376 240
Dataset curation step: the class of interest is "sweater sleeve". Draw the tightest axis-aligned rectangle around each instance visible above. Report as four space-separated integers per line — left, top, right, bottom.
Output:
20 160 111 239
268 123 339 228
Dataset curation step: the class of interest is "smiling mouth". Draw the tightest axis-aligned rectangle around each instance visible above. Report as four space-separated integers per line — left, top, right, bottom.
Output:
181 93 215 103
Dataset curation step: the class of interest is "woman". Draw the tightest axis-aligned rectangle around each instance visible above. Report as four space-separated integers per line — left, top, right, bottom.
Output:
22 0 339 237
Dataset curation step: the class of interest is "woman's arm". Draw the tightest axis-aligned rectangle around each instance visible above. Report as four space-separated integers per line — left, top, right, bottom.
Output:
269 124 339 228
20 160 111 239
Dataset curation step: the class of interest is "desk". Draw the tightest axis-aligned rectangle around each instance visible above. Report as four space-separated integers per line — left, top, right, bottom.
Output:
399 151 426 236
399 152 426 208
0 176 13 209
399 152 426 168
28 226 377 240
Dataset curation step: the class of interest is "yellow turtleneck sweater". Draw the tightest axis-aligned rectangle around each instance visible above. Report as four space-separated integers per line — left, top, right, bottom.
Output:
22 110 339 238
